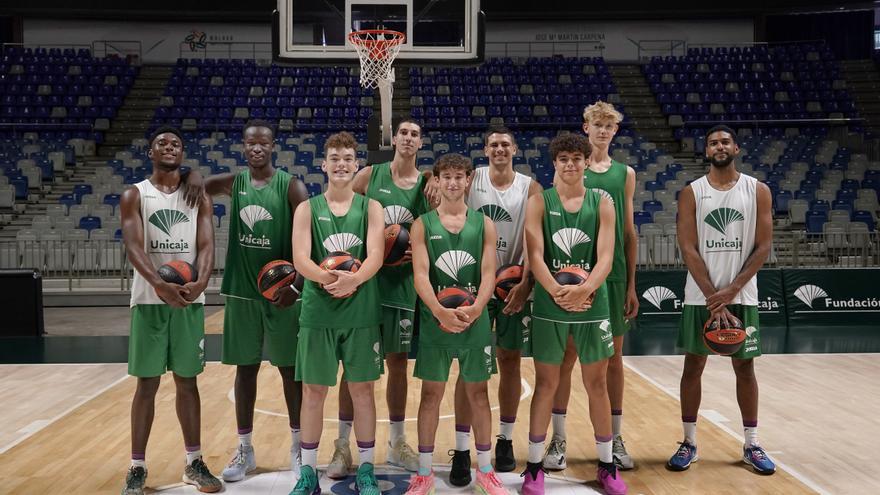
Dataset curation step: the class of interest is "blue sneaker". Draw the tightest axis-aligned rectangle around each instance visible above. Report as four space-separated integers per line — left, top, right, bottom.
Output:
666 442 698 471
743 445 776 475
290 465 321 495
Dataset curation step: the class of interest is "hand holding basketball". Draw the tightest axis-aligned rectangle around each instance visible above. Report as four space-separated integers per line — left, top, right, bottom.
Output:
324 270 359 298
706 285 738 313
435 307 469 333
155 281 190 308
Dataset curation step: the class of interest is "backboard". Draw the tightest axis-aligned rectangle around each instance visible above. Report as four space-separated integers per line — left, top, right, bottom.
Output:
273 0 484 64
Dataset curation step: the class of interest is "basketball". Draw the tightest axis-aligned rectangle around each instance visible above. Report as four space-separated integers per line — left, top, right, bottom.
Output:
257 260 302 301
157 260 197 285
320 251 362 273
495 263 524 300
436 285 476 332
384 224 410 266
703 316 747 355
554 266 589 286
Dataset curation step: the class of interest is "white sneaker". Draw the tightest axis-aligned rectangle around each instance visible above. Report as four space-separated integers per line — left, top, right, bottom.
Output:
326 438 353 480
612 435 634 470
221 444 256 482
291 444 302 476
386 437 419 472
542 436 567 470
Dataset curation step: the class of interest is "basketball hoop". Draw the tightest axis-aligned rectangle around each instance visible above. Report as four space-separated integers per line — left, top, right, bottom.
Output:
348 29 405 89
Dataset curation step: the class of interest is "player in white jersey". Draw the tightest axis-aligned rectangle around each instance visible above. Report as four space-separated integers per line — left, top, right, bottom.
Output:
667 125 777 475
446 127 542 483
120 127 221 495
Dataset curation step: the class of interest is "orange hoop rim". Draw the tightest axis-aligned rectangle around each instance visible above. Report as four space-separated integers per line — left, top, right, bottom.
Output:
348 29 406 60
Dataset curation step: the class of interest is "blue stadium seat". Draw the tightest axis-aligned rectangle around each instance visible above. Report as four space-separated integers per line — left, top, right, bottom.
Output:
78 216 101 232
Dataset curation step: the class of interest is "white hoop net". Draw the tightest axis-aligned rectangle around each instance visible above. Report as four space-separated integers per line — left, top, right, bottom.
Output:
348 30 405 89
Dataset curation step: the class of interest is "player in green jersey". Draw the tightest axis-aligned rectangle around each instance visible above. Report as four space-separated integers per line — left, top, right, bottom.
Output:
546 102 640 471
521 134 626 495
184 120 310 481
120 127 220 495
289 131 385 495
406 153 511 495
327 119 430 476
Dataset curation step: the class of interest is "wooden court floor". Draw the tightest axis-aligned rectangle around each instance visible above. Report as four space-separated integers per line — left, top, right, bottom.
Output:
3 350 876 494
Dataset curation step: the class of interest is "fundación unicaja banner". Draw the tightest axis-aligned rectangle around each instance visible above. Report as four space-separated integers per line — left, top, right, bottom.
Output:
783 269 880 325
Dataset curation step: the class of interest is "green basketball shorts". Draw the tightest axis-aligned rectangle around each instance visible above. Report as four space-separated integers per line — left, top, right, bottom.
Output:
379 305 415 355
414 345 494 383
221 297 301 367
488 298 532 352
606 281 631 337
128 304 205 378
678 304 761 359
295 326 382 386
530 317 614 365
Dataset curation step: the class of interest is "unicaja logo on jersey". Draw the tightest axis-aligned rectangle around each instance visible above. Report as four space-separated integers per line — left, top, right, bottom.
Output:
590 188 614 205
435 250 476 282
552 228 591 257
238 205 273 249
478 204 512 223
148 209 190 253
642 286 679 310
704 207 744 251
384 205 414 226
323 233 363 252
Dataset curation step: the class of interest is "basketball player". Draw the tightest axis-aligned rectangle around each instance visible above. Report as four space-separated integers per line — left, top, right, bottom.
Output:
667 125 776 475
289 131 385 495
520 134 626 495
545 102 639 471
184 120 310 481
325 119 430 478
447 126 541 484
406 153 509 495
120 126 221 495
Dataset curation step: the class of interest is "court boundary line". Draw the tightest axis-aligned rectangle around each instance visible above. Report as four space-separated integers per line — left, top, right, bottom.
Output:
624 359 830 495
0 370 130 455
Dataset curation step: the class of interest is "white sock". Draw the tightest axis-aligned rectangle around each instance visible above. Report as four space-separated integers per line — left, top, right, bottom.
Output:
338 418 353 442
476 444 492 472
390 419 406 444
499 420 515 440
527 436 545 463
357 440 376 465
596 437 613 464
612 414 623 437
683 421 697 445
302 442 319 468
455 425 471 451
551 410 567 439
239 431 253 447
185 448 202 465
744 426 759 447
291 427 301 453
131 458 146 469
418 447 433 476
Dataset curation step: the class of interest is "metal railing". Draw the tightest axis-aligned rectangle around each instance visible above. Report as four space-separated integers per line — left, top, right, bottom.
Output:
628 39 686 61
484 41 605 59
178 41 273 62
1 232 876 289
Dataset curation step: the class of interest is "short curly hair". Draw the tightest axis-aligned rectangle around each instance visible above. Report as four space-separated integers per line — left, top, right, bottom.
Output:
549 134 591 161
432 153 473 177
324 131 358 154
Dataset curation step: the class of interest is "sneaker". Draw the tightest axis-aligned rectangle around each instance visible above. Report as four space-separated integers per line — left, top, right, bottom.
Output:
121 466 147 495
475 469 511 495
743 445 776 475
182 457 222 493
387 437 419 472
666 441 698 471
326 438 353 480
612 435 634 470
520 462 545 495
542 436 566 470
404 473 436 495
597 462 627 495
289 465 321 495
448 449 472 487
291 444 302 476
494 436 516 472
355 462 380 495
222 444 256 482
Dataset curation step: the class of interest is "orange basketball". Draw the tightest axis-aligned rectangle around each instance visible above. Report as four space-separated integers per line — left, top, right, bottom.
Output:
494 263 523 300
384 224 410 266
553 266 589 286
157 260 197 285
257 260 301 301
703 316 746 355
436 285 477 332
320 251 362 273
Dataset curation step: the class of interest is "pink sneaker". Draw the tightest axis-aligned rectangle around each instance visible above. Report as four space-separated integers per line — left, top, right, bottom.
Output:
597 464 627 495
405 473 435 495
520 462 544 495
475 469 510 495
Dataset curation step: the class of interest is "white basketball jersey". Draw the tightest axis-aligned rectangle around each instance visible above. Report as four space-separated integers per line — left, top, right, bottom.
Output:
466 167 531 267
130 179 204 306
684 173 758 306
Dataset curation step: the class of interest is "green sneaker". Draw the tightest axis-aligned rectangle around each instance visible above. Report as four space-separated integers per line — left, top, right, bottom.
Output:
290 465 321 495
121 466 146 495
182 457 222 493
355 462 380 495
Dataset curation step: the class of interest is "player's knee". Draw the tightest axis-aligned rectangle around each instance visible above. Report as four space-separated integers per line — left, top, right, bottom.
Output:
731 358 755 378
385 352 407 371
607 353 624 372
236 364 260 381
136 376 161 395
172 375 199 394
302 384 329 400
276 365 296 381
465 385 490 407
535 372 560 392
497 349 521 368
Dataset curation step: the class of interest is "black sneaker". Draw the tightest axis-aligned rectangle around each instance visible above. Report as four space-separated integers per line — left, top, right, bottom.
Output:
494 436 516 472
121 466 147 495
448 449 472 487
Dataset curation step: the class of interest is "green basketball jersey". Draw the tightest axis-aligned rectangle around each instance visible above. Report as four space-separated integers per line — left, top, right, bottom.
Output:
367 162 429 310
418 209 491 350
299 193 381 328
533 188 610 323
221 169 294 300
584 160 627 282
